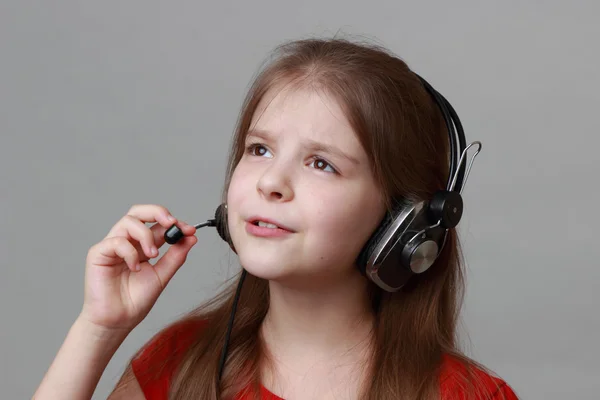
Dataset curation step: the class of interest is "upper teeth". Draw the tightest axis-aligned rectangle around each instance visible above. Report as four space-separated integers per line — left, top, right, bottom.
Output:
258 221 278 229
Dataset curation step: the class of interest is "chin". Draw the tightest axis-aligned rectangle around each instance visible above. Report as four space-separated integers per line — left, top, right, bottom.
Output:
236 250 327 287
235 247 293 280
236 249 349 290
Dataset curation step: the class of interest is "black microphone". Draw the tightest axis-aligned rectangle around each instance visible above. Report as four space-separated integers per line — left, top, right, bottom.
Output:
164 204 229 245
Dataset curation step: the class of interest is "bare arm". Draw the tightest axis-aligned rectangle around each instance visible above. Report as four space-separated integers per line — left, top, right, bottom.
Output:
32 317 130 400
32 205 196 399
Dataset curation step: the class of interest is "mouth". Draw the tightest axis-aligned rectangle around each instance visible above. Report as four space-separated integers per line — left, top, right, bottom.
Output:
247 217 295 232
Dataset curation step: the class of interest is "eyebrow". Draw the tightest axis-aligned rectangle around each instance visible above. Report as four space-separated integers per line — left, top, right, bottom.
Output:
247 129 360 165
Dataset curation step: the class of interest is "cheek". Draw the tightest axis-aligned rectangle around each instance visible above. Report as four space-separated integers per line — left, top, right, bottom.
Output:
314 201 361 235
305 209 371 268
226 166 252 238
227 163 253 206
305 186 384 253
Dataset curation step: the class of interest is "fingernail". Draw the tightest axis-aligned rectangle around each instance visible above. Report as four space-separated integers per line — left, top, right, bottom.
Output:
168 215 176 223
151 246 158 257
136 263 141 271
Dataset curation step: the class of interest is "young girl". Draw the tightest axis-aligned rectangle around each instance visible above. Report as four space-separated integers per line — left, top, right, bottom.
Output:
34 38 518 399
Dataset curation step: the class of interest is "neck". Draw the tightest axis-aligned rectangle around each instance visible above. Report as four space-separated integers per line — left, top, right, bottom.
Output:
260 269 375 364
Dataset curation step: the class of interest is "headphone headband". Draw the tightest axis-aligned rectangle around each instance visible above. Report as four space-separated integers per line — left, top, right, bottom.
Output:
415 74 468 193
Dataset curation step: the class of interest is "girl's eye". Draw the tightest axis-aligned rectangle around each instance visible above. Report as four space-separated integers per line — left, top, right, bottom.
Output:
247 143 273 158
246 143 337 174
309 158 337 174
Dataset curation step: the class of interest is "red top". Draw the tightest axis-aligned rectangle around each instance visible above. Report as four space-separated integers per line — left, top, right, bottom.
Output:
131 319 518 399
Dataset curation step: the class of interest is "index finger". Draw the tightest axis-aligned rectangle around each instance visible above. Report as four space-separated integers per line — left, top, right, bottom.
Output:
126 204 177 228
125 204 197 242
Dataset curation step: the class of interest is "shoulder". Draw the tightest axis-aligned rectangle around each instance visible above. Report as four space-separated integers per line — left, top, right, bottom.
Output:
130 318 207 400
439 354 519 399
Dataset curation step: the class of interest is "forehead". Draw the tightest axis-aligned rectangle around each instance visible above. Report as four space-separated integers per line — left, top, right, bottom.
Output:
248 85 363 152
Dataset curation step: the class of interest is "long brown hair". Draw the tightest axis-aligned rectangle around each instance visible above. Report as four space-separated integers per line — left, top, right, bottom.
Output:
118 37 506 399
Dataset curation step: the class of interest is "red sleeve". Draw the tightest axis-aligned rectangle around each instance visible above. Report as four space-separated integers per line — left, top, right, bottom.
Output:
440 355 519 399
492 382 519 400
130 319 207 400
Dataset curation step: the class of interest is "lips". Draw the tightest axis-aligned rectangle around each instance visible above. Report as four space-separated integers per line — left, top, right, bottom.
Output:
246 216 295 232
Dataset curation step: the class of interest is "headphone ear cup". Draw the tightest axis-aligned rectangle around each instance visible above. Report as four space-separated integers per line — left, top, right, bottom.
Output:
356 210 395 275
214 204 236 252
357 199 447 291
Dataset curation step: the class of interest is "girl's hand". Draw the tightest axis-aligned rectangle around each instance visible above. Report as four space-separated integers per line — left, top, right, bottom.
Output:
80 204 197 332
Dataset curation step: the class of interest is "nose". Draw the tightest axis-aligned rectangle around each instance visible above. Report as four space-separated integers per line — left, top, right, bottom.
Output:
256 164 294 202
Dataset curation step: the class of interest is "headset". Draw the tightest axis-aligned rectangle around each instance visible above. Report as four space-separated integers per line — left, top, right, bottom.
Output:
163 74 482 381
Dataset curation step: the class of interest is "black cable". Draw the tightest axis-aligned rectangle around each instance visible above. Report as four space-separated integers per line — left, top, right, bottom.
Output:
218 269 247 381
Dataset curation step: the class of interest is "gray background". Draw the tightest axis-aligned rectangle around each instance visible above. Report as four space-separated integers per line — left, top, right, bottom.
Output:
1 1 598 399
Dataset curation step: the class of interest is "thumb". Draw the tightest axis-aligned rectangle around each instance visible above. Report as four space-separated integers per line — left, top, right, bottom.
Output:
153 235 198 285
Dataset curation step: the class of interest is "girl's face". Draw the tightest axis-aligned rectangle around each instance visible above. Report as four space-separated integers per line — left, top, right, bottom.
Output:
227 86 386 286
